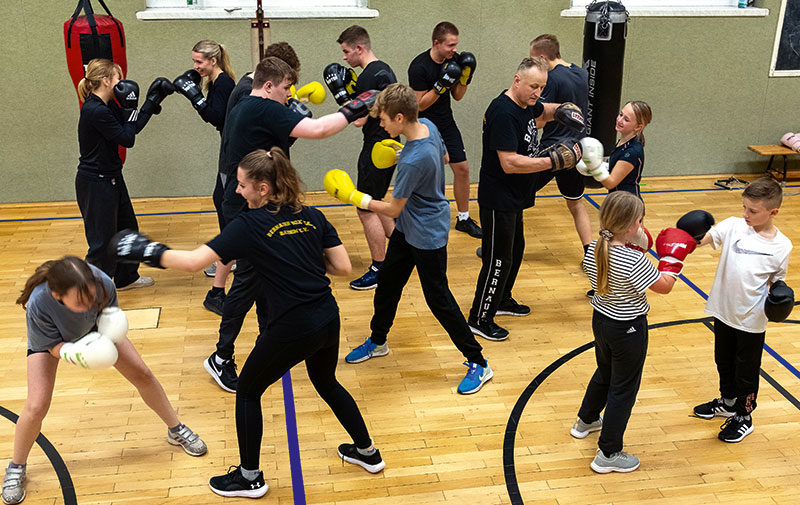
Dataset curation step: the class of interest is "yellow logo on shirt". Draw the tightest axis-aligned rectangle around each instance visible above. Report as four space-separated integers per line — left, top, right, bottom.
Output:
266 219 318 237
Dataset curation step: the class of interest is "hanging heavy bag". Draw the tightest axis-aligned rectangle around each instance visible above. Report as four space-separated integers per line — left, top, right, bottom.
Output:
64 0 128 161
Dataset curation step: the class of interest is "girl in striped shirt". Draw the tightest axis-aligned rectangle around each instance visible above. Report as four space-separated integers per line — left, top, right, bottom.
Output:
571 191 688 474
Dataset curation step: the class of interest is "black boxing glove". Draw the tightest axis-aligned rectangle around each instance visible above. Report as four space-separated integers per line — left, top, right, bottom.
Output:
338 90 377 123
457 52 477 86
287 98 312 119
676 210 715 244
434 61 462 95
113 80 140 123
765 280 794 322
323 63 357 106
141 77 176 115
173 70 207 111
554 102 585 133
110 230 170 269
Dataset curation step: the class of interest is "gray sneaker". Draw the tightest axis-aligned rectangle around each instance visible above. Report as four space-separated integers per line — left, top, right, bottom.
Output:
590 449 640 473
204 262 217 278
570 415 603 439
167 424 208 456
117 276 155 291
2 463 26 505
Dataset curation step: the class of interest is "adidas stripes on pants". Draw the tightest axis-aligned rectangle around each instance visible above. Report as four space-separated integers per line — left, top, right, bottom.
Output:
469 207 525 323
577 310 649 455
713 318 765 416
235 315 372 470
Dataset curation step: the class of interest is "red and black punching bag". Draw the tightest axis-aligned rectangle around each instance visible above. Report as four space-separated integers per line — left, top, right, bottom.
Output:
65 0 128 161
64 0 127 105
582 1 629 154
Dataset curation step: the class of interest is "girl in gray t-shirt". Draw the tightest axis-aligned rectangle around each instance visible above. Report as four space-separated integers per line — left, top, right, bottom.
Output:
2 256 207 505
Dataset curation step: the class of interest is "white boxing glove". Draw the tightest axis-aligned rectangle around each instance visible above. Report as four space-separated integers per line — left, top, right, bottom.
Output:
576 159 592 176
590 161 610 182
97 307 129 344
579 137 604 170
60 332 119 369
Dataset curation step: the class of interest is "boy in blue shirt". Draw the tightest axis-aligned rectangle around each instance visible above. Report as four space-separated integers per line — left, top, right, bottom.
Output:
324 83 491 394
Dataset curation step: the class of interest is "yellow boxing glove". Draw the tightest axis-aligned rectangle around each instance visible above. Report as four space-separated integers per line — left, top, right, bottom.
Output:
323 169 356 204
371 139 404 169
290 84 297 98
295 81 326 105
349 190 373 210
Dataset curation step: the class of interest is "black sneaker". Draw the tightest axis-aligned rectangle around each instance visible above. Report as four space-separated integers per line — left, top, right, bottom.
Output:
693 398 736 419
496 297 531 317
203 289 225 316
468 318 509 341
337 443 386 473
586 289 595 298
455 217 482 238
204 352 238 393
209 465 268 498
718 415 753 443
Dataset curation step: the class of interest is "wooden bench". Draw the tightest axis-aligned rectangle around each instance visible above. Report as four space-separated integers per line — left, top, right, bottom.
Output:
747 144 799 183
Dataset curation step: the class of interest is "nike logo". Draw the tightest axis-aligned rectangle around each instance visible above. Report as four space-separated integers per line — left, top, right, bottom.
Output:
209 361 223 377
732 239 772 256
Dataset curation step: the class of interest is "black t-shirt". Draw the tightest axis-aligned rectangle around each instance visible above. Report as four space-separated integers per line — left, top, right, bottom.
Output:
539 63 589 148
609 136 645 199
220 95 305 176
408 50 458 127
77 94 136 176
478 92 544 211
199 72 235 133
207 203 342 336
356 60 397 144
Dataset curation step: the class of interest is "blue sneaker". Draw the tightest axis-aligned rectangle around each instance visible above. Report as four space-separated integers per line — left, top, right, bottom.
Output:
349 266 379 290
345 338 389 363
457 361 493 394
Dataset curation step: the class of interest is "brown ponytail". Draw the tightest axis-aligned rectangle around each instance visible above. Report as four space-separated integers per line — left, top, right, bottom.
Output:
238 147 306 213
17 256 107 310
77 58 122 102
625 100 652 147
594 192 645 296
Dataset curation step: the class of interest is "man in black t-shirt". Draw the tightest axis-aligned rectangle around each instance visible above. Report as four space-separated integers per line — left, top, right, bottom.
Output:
467 58 582 341
530 34 593 269
206 55 373 394
408 21 482 239
334 25 399 291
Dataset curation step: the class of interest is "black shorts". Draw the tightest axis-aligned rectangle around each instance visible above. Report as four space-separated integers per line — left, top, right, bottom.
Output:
220 172 248 224
532 166 585 199
437 121 467 164
357 145 395 201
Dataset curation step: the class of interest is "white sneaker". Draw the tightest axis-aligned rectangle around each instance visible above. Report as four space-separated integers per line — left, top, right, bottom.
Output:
118 276 155 291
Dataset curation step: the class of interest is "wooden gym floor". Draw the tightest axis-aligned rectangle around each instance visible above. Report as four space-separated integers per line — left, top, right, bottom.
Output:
1 174 799 504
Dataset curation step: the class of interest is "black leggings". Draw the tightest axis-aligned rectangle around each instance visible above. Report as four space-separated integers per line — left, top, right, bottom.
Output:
236 316 371 470
713 318 765 415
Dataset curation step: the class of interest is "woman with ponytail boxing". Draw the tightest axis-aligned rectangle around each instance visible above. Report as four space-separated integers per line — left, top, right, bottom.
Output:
109 147 385 498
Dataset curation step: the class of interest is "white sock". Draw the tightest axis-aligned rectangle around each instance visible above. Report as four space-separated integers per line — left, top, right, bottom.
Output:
722 398 735 407
458 211 469 221
215 354 227 365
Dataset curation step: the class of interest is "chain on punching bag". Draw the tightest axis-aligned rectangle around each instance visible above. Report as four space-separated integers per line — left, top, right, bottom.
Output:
582 1 629 154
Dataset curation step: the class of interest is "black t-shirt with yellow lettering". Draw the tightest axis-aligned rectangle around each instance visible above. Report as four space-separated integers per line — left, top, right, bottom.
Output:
206 203 341 337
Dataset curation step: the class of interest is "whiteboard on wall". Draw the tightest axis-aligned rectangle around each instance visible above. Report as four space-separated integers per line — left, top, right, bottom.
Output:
770 0 800 76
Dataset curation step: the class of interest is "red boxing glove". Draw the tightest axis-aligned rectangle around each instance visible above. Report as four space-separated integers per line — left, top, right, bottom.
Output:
655 228 696 276
625 226 653 253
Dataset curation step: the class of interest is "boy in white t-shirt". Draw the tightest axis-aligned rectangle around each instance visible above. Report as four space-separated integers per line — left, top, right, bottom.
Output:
693 177 792 443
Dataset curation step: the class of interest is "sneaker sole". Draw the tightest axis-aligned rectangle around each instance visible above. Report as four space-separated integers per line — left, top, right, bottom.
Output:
345 348 390 364
349 283 378 291
209 483 269 498
468 324 509 342
719 424 754 443
457 367 494 395
203 359 237 393
590 460 640 473
117 279 155 291
693 410 735 420
338 450 386 473
570 426 602 439
495 310 530 317
167 436 208 457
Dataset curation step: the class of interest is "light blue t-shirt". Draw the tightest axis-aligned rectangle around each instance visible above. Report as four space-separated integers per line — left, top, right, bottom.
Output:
392 118 450 250
26 265 117 352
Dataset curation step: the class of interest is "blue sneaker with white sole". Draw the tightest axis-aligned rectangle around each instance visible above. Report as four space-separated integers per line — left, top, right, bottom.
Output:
457 361 493 394
345 338 389 363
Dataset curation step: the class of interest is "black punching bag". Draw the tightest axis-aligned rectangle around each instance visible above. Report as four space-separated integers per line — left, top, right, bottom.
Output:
582 1 629 154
